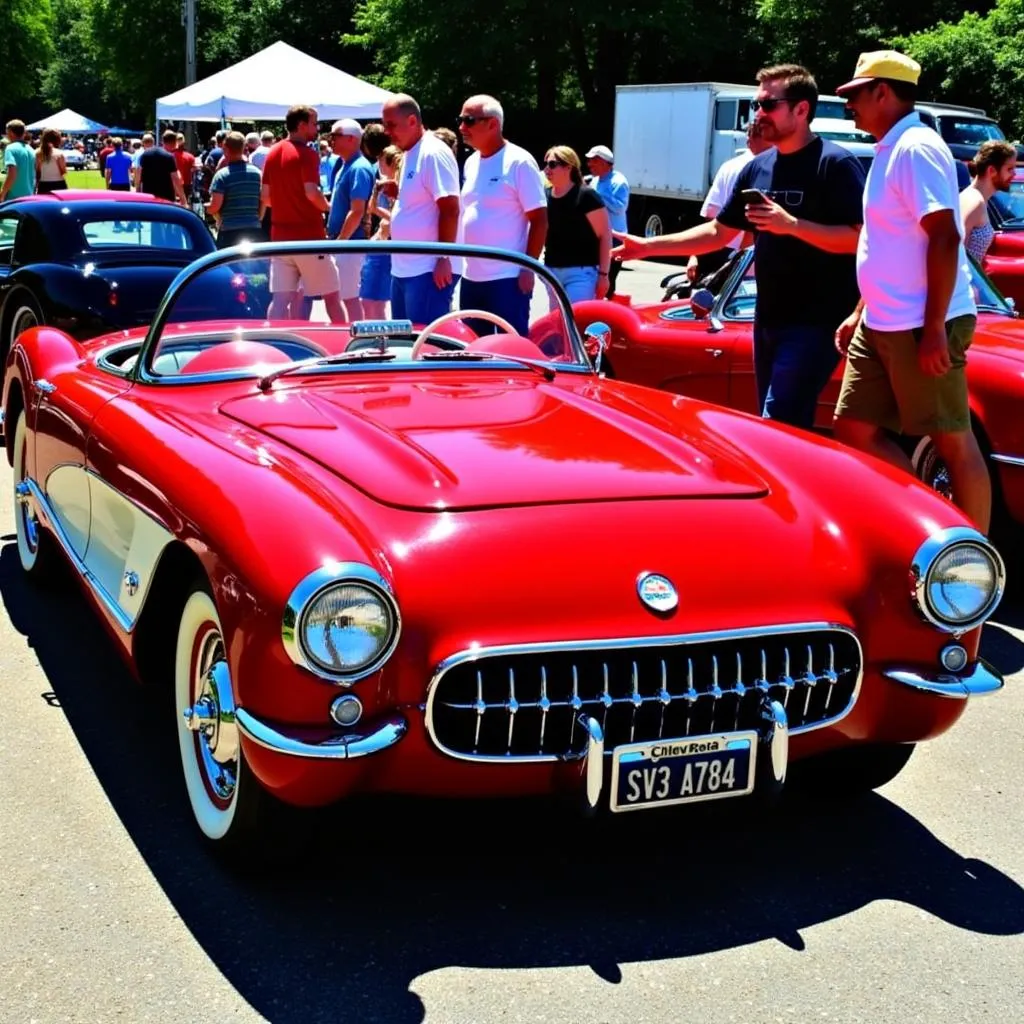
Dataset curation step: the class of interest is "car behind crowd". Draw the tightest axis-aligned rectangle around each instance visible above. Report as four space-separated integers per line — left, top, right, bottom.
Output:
3 238 1006 863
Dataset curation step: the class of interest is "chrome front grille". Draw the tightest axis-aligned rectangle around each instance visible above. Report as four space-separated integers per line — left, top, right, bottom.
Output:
426 625 861 762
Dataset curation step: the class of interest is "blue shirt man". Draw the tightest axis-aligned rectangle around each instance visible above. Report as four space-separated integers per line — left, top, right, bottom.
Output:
585 145 629 233
105 142 133 189
326 119 376 316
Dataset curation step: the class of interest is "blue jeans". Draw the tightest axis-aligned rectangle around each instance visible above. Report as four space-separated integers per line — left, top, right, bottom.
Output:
391 271 456 324
753 323 841 430
459 276 531 336
550 266 598 303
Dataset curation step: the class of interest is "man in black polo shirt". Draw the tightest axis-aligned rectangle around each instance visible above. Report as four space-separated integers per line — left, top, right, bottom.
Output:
139 129 187 206
614 64 865 430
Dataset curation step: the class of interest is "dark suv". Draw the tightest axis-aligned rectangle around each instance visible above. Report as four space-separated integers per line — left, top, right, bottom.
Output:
915 103 1023 163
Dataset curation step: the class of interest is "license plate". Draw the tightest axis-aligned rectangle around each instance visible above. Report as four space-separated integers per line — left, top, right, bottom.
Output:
609 731 757 813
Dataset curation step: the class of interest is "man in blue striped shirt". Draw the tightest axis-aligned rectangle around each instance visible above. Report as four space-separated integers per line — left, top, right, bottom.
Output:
207 132 264 249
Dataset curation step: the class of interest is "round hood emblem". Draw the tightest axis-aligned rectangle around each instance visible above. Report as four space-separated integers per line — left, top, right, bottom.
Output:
637 572 678 613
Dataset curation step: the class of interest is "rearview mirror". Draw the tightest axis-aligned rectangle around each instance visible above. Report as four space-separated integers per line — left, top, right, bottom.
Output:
583 321 611 374
691 289 715 320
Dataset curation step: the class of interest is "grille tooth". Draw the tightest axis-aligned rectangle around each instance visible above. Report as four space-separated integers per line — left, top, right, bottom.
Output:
430 629 861 760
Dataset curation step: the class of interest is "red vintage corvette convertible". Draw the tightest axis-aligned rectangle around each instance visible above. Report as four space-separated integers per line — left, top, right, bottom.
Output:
4 241 1006 856
575 248 1024 537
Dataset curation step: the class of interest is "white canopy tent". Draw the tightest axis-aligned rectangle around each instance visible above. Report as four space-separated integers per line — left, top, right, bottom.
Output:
25 108 109 133
156 41 391 123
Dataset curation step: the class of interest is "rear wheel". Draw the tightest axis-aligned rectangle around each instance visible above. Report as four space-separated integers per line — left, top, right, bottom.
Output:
12 411 59 582
175 588 286 858
7 295 42 354
644 212 664 237
911 436 952 500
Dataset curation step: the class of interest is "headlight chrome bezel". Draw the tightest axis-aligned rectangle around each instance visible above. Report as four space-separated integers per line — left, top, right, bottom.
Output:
283 563 401 684
910 527 1005 634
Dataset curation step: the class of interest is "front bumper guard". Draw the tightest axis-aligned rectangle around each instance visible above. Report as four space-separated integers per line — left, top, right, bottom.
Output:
885 659 1004 699
235 709 407 759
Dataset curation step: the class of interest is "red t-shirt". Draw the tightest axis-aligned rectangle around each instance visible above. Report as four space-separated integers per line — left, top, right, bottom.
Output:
262 139 325 241
173 149 195 180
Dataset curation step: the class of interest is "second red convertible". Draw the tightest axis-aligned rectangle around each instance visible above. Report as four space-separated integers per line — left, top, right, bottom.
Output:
4 241 1006 860
575 248 1024 540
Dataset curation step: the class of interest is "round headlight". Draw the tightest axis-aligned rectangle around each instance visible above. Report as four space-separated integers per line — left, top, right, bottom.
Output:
302 583 394 673
911 529 1005 632
283 564 400 683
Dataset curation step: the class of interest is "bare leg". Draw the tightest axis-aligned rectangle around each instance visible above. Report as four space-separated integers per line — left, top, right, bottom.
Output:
833 416 913 473
269 291 297 320
933 430 992 533
342 296 365 321
323 293 348 324
362 299 387 319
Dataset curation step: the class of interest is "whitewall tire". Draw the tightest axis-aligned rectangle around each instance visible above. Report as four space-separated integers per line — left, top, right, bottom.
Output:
13 411 57 580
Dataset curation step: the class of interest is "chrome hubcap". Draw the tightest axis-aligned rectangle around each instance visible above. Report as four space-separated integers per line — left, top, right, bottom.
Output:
15 475 38 552
185 631 239 803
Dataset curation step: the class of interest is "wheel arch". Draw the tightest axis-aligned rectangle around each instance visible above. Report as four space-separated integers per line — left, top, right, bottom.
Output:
133 541 211 691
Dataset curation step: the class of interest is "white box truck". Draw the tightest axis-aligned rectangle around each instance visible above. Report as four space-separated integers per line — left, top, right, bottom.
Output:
612 82 860 236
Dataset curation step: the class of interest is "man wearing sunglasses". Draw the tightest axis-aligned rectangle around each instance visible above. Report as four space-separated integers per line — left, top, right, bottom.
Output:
614 64 865 431
457 94 548 336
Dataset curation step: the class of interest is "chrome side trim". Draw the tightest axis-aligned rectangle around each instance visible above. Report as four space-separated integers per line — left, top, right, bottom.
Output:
991 453 1024 468
885 659 1004 699
235 709 407 760
21 478 133 632
33 379 57 394
423 622 864 764
282 562 401 685
909 526 1005 634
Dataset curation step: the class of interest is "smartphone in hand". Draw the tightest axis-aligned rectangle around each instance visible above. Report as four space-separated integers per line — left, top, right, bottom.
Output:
740 188 768 206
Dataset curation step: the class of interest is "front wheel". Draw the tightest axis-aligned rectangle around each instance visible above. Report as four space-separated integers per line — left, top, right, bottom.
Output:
174 588 284 856
12 411 60 582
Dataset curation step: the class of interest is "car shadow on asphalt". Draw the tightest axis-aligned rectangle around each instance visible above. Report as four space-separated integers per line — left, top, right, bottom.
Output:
3 542 1024 1024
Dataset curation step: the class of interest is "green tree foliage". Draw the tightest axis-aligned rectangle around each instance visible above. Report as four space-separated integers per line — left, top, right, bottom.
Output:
40 0 105 120
0 0 55 107
896 0 1024 132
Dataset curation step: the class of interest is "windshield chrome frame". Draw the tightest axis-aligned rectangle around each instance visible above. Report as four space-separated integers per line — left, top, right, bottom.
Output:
131 240 591 385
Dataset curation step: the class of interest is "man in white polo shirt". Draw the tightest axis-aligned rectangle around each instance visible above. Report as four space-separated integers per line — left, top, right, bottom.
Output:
457 93 547 335
832 50 989 531
382 93 461 324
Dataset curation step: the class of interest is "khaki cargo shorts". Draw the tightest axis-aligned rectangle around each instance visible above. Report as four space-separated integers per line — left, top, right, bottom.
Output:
834 315 976 435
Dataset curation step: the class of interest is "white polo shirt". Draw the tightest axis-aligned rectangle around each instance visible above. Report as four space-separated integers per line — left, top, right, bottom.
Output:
390 131 461 278
460 142 547 281
856 112 975 331
703 148 752 250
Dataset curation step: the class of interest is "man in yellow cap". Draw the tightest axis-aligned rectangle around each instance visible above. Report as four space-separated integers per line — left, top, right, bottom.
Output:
832 50 990 532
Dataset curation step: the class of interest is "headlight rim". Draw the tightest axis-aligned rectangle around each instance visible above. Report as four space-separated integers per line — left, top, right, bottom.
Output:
283 562 401 685
910 526 1005 634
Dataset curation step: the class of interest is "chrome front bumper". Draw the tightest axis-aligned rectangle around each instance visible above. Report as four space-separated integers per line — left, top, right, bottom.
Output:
235 709 407 759
885 659 1004 698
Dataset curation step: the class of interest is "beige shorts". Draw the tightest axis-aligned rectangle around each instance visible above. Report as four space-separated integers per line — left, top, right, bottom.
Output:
335 252 365 299
835 315 976 435
270 253 339 298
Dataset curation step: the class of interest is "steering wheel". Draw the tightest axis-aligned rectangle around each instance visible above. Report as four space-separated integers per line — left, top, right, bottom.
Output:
410 309 519 359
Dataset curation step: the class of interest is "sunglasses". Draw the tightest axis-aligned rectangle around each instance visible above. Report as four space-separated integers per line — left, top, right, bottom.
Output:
544 159 567 169
456 114 491 127
750 97 796 113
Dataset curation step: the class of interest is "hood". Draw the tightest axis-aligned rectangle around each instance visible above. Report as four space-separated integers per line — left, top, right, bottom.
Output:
220 377 771 510
975 314 1024 361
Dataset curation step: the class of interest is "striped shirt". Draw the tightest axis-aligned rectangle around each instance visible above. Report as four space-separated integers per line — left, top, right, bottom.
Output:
210 162 262 231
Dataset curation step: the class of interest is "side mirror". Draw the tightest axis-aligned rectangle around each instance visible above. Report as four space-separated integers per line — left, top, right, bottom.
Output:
1006 296 1016 311
583 321 611 374
690 288 715 320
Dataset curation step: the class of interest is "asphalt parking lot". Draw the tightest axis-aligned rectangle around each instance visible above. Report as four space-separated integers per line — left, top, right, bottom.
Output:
1 273 1022 1023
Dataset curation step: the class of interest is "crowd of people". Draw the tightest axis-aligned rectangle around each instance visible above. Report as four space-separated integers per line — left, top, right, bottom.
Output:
615 49 1017 535
2 51 1016 535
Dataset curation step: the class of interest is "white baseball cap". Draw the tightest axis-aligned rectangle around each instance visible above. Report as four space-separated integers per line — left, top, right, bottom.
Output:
585 144 613 162
331 118 363 138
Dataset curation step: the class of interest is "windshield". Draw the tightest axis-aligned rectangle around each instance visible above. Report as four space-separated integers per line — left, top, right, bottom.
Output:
80 218 206 252
941 118 1005 146
138 243 589 381
990 181 1024 224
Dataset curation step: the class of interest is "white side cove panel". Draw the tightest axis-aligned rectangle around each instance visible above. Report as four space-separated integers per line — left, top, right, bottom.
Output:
82 473 175 626
44 465 91 558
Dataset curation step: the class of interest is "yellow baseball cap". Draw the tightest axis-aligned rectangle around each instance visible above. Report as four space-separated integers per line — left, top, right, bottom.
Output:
836 50 921 94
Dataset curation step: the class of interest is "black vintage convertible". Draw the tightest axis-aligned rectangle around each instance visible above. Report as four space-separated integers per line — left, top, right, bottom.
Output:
0 191 266 357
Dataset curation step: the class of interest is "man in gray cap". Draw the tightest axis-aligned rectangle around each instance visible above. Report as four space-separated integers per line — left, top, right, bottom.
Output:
586 144 629 295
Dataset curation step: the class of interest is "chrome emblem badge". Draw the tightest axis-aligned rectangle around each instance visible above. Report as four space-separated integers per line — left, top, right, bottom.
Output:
637 573 678 613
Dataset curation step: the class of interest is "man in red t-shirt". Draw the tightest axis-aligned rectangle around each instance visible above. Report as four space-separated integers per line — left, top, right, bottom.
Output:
260 104 344 321
173 134 196 192
98 137 115 175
